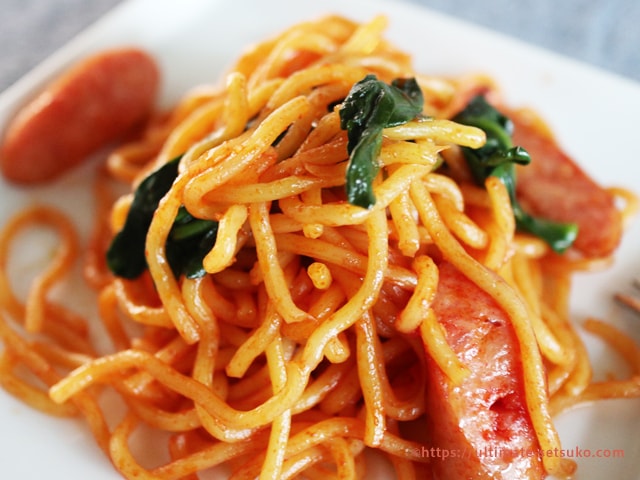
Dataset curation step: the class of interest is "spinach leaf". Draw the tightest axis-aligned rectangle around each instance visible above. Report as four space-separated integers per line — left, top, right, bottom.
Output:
453 95 578 253
106 157 181 279
340 75 424 209
166 207 218 279
106 156 219 280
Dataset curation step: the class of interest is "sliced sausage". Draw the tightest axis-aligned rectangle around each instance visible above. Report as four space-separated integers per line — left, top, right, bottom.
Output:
0 48 160 184
511 111 622 258
424 262 544 480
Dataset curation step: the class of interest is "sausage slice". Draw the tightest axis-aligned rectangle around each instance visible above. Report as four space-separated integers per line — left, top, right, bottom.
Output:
0 48 159 184
424 262 544 480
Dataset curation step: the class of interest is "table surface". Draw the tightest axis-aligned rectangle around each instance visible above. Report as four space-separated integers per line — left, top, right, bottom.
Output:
1 0 639 93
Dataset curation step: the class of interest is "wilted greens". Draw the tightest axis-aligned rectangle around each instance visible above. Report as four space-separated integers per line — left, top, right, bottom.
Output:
453 95 577 253
340 74 424 209
106 156 218 279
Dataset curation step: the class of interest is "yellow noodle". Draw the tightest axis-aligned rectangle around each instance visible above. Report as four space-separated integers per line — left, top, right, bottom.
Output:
203 204 248 274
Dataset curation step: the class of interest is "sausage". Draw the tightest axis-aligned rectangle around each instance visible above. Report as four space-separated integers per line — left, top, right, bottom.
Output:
0 48 159 184
424 262 544 480
510 111 622 258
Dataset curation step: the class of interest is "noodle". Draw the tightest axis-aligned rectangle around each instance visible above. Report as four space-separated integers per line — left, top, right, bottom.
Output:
0 13 638 480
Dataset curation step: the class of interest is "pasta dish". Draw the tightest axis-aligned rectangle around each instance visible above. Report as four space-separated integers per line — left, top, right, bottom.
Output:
0 14 638 480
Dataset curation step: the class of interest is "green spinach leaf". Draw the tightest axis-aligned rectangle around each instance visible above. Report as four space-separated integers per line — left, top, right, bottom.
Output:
340 75 424 209
106 157 181 279
453 95 578 253
106 156 219 279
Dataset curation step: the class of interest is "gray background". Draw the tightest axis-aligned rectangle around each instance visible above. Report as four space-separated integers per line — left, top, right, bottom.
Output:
0 0 638 93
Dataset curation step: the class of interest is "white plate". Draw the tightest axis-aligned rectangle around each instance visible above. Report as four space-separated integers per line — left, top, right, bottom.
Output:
1 0 639 479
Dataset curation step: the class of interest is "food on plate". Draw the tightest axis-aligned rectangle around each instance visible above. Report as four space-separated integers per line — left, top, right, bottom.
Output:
426 262 544 479
510 112 622 258
0 14 638 480
0 48 159 184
